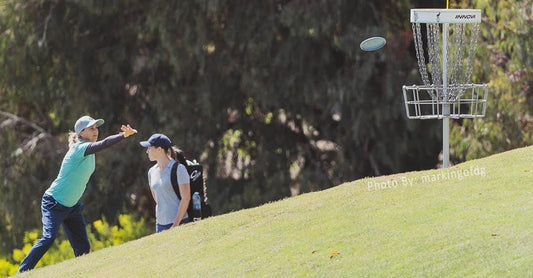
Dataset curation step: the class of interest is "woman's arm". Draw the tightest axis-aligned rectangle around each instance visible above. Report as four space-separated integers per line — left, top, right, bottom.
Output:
84 134 124 155
150 188 156 202
84 124 137 156
171 183 191 227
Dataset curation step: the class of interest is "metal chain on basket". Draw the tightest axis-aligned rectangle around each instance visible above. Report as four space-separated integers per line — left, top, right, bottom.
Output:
412 23 435 99
449 23 466 100
463 23 480 87
427 23 442 99
412 23 430 86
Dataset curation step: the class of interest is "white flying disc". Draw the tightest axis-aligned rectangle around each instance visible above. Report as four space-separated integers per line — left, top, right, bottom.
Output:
360 37 386 51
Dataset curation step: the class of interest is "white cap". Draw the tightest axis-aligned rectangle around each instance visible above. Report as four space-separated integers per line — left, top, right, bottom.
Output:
74 115 104 135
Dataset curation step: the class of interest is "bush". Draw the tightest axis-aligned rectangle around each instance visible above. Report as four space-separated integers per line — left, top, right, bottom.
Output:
0 214 150 277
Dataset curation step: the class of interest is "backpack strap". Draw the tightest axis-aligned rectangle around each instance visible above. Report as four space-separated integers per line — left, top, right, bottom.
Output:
170 162 182 200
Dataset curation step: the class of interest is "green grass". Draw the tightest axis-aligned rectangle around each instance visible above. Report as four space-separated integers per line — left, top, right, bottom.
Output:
18 147 533 277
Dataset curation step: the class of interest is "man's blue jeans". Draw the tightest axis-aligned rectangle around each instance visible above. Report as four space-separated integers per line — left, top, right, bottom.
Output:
18 194 90 272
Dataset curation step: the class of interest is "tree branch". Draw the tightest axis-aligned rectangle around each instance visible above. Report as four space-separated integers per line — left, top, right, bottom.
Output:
0 111 49 135
0 111 54 155
38 2 57 47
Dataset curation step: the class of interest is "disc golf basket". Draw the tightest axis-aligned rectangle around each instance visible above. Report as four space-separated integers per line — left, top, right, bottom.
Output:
402 9 488 167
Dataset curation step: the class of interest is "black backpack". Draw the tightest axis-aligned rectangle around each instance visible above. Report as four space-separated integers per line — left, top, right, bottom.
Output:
170 161 212 221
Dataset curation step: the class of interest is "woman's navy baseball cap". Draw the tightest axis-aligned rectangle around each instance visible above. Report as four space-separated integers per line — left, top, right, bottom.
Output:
140 133 171 149
74 115 104 135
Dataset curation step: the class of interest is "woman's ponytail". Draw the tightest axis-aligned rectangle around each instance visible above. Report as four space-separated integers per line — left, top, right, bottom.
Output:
68 132 79 147
170 146 188 165
169 146 177 160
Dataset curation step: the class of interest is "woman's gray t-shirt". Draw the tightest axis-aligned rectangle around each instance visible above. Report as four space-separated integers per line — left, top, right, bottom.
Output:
148 160 190 225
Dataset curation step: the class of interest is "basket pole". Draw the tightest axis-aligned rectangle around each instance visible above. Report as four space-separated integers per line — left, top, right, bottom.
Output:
442 23 450 167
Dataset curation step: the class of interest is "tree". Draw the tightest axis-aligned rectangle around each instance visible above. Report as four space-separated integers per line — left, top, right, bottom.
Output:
1 0 450 253
449 0 533 162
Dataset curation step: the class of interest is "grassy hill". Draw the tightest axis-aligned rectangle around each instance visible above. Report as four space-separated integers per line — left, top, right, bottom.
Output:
18 147 533 277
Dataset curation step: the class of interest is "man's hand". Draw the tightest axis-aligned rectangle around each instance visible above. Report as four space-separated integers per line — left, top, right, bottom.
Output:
121 124 138 138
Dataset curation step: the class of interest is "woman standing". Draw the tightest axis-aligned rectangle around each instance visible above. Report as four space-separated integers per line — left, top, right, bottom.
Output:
18 115 137 273
140 133 191 233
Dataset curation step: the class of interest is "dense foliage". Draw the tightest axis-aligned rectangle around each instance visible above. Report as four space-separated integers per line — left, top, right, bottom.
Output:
450 0 533 161
1 0 531 258
0 214 150 277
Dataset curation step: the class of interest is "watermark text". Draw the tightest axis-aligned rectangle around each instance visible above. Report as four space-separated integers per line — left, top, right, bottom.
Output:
368 165 486 192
